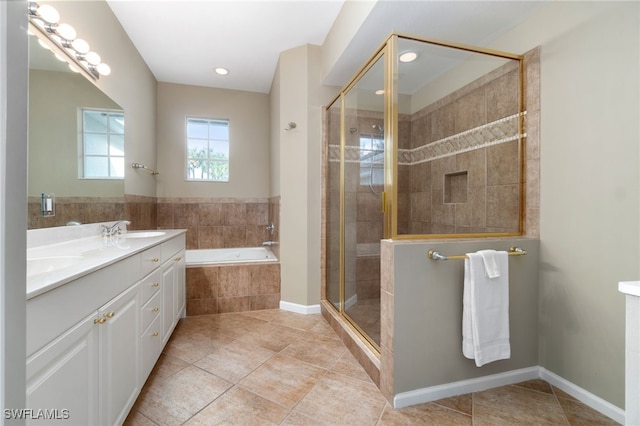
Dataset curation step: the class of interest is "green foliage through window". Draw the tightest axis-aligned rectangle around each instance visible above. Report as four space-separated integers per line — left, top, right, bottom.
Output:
186 118 229 181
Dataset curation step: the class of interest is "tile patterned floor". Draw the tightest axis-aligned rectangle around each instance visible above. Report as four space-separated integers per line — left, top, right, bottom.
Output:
124 309 619 425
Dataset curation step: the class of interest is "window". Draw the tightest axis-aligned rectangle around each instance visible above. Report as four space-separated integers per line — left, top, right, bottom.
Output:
360 134 384 186
186 117 229 182
81 109 125 179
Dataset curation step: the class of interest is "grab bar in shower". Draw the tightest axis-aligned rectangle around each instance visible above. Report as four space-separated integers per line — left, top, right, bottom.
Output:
427 246 527 261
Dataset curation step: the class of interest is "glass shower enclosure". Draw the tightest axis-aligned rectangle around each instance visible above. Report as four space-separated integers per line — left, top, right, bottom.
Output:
324 34 525 351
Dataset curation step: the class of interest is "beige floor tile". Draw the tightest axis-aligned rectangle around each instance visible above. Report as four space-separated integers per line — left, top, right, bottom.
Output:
162 328 231 363
194 339 275 383
515 379 555 395
123 409 157 426
556 396 619 425
237 322 304 352
280 410 329 426
280 332 346 369
378 402 472 425
184 386 289 426
473 384 569 425
433 393 472 416
146 353 190 382
238 353 326 409
136 366 232 425
329 350 373 383
270 311 324 331
292 371 387 425
307 317 342 339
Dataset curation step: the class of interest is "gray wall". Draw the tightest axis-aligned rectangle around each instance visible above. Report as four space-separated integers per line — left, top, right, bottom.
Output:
1 0 28 420
390 239 539 393
488 2 639 408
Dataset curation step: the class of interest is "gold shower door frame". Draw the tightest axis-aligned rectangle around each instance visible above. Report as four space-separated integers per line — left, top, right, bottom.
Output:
324 33 526 354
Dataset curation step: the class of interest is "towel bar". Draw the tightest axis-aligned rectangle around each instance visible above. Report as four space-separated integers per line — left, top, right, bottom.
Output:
427 246 526 261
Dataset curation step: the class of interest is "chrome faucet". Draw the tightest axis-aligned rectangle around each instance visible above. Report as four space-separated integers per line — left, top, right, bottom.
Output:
266 223 276 234
101 220 131 236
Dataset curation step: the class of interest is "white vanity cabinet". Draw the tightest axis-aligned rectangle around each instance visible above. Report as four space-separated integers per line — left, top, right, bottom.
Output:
26 231 186 426
98 283 140 426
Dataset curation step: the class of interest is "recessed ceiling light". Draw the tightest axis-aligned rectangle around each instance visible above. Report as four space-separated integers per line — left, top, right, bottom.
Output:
399 51 418 63
215 67 229 76
375 89 385 95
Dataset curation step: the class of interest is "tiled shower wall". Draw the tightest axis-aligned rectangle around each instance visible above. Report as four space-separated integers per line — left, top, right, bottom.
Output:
398 60 522 235
157 197 272 250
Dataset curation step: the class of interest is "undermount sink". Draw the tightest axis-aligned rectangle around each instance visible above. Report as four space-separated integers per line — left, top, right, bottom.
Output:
27 256 84 278
120 231 166 239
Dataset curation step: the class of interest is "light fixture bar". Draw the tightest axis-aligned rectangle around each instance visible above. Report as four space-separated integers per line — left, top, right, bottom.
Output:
28 2 110 80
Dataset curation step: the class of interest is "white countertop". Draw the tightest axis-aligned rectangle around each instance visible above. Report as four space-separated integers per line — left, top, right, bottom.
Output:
619 281 640 297
27 229 186 300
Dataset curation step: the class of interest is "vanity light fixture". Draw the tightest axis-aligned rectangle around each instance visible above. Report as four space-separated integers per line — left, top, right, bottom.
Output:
28 1 111 80
215 67 229 76
399 50 418 63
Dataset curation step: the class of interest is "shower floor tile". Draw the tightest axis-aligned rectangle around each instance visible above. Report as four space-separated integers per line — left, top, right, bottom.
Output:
124 309 618 426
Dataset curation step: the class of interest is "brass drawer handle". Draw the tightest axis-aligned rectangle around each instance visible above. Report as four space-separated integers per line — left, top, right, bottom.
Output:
94 318 106 325
152 307 159 312
152 282 159 287
103 311 115 318
151 258 159 263
151 332 159 337
175 256 182 262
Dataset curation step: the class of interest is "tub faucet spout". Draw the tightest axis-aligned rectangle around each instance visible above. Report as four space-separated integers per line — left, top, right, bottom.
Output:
262 241 278 246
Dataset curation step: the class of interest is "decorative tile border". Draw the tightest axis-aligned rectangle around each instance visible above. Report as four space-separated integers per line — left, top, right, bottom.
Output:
329 112 526 165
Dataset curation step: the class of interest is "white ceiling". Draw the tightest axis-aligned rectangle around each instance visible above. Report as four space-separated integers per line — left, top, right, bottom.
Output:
106 0 551 94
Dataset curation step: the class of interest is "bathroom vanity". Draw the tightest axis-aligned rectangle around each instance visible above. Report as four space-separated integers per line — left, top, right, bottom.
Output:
25 225 186 425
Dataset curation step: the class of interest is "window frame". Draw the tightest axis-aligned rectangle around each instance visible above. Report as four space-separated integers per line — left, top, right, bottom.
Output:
185 116 230 182
79 108 125 180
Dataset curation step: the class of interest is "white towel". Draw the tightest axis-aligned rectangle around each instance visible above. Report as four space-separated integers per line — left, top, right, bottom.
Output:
462 250 510 367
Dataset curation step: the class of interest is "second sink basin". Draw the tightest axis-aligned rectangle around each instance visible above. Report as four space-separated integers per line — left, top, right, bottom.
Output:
120 231 166 239
27 256 84 278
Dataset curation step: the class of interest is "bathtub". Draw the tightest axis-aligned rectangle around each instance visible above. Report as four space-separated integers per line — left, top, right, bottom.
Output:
185 247 280 316
185 247 277 267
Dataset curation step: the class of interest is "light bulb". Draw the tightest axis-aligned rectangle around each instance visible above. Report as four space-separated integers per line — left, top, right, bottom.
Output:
215 67 229 76
399 51 418 63
37 38 51 50
85 51 101 66
374 89 385 95
72 38 90 54
54 53 66 62
56 23 76 40
96 63 111 76
68 63 81 73
37 4 60 24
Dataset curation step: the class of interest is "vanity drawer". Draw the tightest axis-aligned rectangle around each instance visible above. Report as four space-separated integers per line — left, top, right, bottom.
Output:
162 234 186 263
140 245 162 276
140 268 162 305
140 290 161 332
140 315 163 381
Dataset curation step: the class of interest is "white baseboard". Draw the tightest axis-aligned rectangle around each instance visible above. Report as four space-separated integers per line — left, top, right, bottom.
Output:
344 293 358 310
539 368 625 425
394 366 539 408
279 300 321 315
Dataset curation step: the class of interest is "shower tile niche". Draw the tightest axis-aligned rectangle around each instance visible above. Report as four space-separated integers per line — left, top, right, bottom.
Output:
444 171 468 204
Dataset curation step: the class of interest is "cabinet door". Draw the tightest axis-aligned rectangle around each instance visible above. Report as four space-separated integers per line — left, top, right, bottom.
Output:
174 250 186 320
161 261 176 344
26 312 99 425
98 283 140 426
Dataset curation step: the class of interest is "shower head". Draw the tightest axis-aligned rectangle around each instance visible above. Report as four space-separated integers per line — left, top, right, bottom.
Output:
372 124 383 134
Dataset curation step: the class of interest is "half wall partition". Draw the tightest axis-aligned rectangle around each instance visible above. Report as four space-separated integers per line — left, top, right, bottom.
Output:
323 33 525 355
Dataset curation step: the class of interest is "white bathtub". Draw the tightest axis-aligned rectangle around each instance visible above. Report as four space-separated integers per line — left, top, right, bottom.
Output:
185 247 277 266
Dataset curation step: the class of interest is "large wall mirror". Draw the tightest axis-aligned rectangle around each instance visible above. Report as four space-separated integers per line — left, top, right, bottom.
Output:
28 30 125 229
